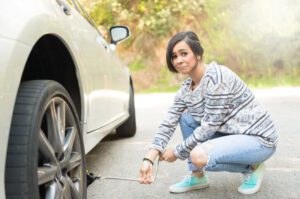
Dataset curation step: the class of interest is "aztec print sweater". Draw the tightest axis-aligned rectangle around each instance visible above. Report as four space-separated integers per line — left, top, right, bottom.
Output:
150 61 278 160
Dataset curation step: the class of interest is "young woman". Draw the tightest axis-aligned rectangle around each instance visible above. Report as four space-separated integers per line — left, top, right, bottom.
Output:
139 31 278 195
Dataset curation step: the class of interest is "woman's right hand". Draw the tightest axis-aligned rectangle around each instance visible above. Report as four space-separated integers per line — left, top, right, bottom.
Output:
139 160 154 184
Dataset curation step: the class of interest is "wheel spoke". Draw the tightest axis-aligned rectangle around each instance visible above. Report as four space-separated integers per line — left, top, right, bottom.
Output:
45 180 63 199
60 176 72 199
38 165 58 185
39 129 58 164
47 100 63 157
67 176 82 199
67 152 82 172
63 127 76 160
57 101 66 148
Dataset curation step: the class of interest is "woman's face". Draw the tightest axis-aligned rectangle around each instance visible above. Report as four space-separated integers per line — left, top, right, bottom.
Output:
171 41 198 75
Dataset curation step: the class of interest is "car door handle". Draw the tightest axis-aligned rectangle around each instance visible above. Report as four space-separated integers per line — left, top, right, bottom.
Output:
56 0 72 15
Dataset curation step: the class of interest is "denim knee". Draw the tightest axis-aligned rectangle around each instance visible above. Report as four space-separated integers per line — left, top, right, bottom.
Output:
179 111 189 127
179 111 200 139
179 111 199 128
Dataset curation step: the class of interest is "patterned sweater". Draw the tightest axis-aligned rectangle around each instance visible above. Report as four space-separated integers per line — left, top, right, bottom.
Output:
150 61 278 160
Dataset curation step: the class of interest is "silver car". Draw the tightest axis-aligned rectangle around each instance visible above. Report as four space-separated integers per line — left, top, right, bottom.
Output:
0 0 136 198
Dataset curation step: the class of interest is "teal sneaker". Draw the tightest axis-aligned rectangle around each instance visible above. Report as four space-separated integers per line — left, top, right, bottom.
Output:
169 175 209 193
238 163 265 195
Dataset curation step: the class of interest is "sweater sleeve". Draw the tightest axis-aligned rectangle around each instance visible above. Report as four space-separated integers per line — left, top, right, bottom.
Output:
150 89 187 153
174 81 233 160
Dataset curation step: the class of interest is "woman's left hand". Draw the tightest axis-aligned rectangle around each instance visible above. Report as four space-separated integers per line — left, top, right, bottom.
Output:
159 148 177 162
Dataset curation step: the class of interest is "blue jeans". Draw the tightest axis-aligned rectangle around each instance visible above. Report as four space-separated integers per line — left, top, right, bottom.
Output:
179 111 276 173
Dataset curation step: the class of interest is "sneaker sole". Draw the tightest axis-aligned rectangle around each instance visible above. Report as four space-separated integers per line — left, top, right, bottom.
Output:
169 184 209 193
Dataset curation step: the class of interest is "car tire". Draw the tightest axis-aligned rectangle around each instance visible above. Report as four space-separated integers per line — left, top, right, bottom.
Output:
116 84 136 137
5 80 87 199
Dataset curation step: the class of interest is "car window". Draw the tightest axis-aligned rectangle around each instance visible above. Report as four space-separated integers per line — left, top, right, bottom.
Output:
65 0 81 11
65 0 75 7
71 0 104 37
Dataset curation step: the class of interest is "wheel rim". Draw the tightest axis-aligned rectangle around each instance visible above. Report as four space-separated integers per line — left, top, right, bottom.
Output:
37 97 83 199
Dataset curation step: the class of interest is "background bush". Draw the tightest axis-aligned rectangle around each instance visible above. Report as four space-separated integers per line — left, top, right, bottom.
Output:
82 0 300 91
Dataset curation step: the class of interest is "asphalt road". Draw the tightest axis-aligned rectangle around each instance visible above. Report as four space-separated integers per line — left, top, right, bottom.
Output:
87 87 300 199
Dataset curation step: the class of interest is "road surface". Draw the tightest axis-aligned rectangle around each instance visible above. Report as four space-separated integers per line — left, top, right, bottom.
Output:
87 87 300 199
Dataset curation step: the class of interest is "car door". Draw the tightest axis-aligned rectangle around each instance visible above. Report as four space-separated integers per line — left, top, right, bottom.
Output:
54 0 129 132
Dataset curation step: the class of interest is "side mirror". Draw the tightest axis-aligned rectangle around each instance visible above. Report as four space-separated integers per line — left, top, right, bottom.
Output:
109 26 130 45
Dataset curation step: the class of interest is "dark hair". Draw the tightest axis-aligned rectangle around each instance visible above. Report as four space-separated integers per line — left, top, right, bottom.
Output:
166 31 204 73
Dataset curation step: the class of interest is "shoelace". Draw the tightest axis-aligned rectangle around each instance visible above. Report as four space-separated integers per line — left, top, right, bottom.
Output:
93 158 160 182
242 173 252 184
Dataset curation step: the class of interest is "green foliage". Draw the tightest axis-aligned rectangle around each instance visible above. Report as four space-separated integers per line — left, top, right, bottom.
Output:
138 85 180 93
134 0 204 37
128 55 145 71
82 0 300 92
246 75 300 88
88 0 115 26
201 0 300 83
155 65 175 88
87 0 205 37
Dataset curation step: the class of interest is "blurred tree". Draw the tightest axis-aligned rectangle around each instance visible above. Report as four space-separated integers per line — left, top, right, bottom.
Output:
81 0 300 91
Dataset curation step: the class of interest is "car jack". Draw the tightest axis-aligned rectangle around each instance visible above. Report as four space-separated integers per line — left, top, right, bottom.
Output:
86 160 160 186
87 172 139 186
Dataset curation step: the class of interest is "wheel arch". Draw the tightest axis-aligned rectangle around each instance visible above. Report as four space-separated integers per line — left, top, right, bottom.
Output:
21 34 83 120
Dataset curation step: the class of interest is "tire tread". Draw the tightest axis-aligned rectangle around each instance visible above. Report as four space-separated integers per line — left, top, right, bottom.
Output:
5 80 87 198
5 81 47 197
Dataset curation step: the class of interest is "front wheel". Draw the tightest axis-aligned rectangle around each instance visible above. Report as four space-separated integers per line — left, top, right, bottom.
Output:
116 83 136 137
5 80 86 199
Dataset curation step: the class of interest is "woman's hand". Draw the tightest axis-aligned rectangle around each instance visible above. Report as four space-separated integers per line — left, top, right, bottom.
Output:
139 149 160 184
139 160 154 184
159 148 177 162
